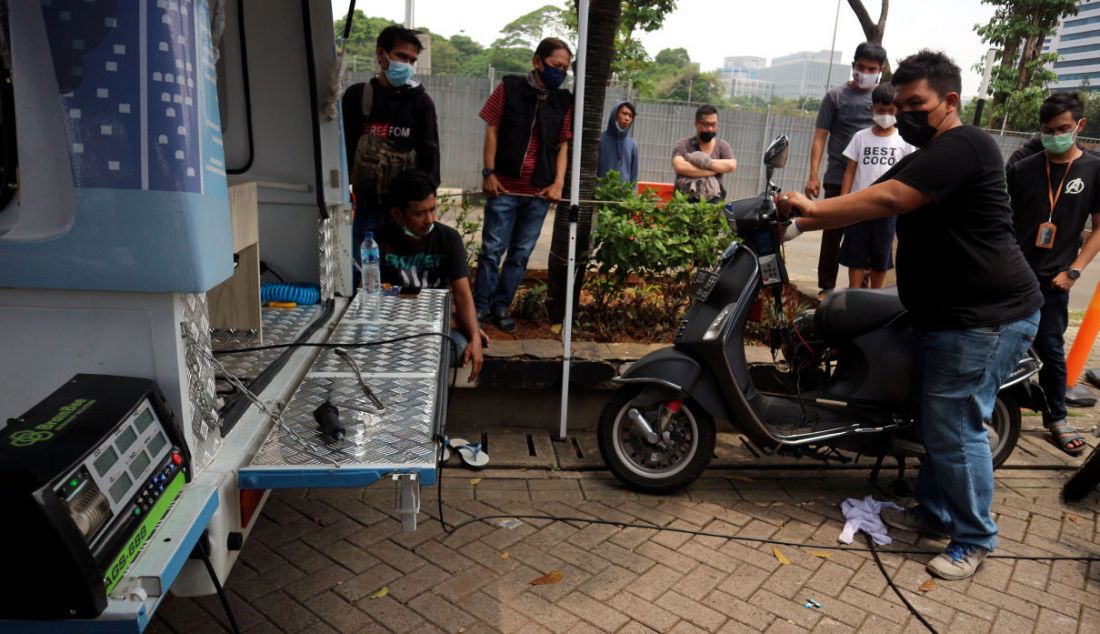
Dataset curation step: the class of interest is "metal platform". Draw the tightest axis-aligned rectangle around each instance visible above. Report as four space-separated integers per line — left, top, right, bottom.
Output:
211 303 325 383
239 290 451 490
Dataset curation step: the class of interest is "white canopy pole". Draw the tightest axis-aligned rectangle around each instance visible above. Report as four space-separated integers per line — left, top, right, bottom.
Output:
558 0 589 440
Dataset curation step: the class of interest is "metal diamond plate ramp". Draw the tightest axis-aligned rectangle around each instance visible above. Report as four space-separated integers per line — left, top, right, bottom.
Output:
239 290 451 489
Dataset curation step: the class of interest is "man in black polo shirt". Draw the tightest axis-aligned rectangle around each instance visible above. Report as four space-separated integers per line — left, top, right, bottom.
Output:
778 50 1042 580
1008 93 1100 456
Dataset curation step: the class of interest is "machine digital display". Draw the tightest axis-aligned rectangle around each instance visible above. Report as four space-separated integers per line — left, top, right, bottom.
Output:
134 408 154 433
115 427 137 455
147 431 167 456
129 450 151 479
109 473 132 503
93 447 118 477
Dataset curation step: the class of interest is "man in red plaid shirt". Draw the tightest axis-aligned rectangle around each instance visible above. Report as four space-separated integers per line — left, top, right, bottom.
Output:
475 37 574 333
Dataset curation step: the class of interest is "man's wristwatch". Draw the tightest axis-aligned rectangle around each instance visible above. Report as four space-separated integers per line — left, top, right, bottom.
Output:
1068 268 1082 280
481 167 494 178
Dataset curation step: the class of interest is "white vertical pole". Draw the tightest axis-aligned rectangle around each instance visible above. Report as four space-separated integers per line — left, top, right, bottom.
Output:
559 0 589 440
404 0 415 28
824 0 842 91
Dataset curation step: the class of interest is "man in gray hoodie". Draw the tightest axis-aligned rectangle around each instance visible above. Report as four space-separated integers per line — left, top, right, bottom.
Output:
598 101 639 183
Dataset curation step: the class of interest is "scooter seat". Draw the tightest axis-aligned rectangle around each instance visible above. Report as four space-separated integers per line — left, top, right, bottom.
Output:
814 288 907 344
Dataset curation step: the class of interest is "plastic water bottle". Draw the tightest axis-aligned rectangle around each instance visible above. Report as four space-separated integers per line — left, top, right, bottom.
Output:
361 232 381 297
360 232 382 321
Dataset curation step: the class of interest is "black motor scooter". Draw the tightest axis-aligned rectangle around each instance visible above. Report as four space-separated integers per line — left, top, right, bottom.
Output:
597 135 1042 493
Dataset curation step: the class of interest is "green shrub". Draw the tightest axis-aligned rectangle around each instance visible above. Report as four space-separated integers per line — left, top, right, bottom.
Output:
513 281 550 322
582 172 732 339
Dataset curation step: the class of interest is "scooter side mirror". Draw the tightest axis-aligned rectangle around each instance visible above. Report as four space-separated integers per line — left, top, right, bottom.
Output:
763 135 790 169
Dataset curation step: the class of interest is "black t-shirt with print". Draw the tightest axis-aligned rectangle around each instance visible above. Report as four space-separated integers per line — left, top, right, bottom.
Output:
1007 149 1100 281
373 221 469 290
881 125 1041 329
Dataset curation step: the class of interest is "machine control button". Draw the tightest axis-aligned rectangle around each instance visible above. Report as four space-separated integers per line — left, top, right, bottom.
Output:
171 452 182 466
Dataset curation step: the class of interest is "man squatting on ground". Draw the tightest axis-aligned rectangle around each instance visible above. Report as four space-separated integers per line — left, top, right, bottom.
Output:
778 50 1043 581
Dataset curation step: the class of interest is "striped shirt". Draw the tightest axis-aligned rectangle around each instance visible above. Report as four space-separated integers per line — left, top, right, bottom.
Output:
479 81 573 195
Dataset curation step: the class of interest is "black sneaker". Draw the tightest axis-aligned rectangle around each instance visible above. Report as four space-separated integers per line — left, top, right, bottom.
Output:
492 311 516 334
881 506 949 538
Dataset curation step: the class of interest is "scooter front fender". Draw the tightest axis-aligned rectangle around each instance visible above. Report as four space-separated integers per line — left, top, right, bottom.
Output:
616 347 732 424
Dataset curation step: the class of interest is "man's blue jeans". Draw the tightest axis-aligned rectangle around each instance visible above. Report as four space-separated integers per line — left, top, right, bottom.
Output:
914 312 1039 551
474 194 551 315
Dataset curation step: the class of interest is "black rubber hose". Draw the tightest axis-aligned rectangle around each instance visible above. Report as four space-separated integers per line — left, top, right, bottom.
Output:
299 0 329 220
197 538 241 634
225 0 254 175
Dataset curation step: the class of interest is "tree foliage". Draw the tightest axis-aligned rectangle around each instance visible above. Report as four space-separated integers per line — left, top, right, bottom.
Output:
974 0 1078 130
494 5 574 49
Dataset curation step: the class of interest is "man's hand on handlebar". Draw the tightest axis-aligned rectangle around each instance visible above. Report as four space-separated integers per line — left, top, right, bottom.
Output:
774 191 816 221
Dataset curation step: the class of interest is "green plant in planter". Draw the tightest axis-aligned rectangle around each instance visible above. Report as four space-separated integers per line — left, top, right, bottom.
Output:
585 172 731 337
513 281 550 322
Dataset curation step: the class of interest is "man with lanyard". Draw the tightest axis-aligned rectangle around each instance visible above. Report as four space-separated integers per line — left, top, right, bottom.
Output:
779 50 1042 580
805 42 888 299
1007 93 1100 456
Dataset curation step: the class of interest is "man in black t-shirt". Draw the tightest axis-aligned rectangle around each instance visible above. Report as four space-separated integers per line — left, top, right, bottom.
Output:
1007 93 1100 456
778 51 1042 581
373 171 485 381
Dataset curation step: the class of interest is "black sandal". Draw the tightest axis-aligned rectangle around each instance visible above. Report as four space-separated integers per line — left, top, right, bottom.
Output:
1048 421 1088 456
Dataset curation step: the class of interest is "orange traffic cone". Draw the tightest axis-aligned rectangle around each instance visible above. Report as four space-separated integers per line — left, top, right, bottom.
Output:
1066 280 1100 388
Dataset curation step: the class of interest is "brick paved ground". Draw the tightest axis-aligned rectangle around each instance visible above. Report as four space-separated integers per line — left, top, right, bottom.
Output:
148 458 1100 634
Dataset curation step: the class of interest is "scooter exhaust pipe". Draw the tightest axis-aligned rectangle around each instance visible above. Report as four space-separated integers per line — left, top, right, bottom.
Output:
627 408 661 444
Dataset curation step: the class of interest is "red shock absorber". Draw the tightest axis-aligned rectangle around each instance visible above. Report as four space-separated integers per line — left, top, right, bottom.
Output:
658 400 683 432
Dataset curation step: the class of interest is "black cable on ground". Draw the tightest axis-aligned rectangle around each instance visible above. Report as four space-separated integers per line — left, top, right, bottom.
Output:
868 536 938 634
427 506 1099 630
197 539 241 634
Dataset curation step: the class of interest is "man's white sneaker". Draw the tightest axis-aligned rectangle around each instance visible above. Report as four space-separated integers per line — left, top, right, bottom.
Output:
926 542 989 580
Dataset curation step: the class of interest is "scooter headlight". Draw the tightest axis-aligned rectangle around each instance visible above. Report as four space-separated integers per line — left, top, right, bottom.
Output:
703 303 737 341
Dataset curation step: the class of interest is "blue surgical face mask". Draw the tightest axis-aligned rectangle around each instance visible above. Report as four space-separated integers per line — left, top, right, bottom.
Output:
539 65 567 90
385 58 414 87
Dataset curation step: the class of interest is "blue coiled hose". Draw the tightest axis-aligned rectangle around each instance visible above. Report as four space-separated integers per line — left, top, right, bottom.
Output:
260 283 320 305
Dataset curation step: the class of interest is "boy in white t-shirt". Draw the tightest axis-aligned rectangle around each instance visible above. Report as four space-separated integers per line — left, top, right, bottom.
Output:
838 84 916 288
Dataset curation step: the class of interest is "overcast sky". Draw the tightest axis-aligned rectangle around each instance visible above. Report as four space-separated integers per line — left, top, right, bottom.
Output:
332 1 999 97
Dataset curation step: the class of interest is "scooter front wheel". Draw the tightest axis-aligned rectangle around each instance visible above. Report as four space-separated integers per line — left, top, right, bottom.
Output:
597 385 716 494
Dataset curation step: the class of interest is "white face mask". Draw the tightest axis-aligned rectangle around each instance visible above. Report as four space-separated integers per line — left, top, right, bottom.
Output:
873 114 897 129
854 70 880 91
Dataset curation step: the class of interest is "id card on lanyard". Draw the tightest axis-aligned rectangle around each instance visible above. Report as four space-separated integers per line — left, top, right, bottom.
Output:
1037 157 1075 249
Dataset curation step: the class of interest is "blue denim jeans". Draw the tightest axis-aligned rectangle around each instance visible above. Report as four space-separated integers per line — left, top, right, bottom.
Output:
474 194 551 315
1033 285 1070 424
913 312 1039 551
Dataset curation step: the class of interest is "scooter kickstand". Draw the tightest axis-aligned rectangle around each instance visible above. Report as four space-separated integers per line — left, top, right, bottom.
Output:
870 455 885 483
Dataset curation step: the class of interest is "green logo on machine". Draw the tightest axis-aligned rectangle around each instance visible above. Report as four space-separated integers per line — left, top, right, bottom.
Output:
8 399 95 447
9 429 54 447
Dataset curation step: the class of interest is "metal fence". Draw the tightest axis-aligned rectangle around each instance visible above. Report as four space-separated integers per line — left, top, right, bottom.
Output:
349 72 1068 199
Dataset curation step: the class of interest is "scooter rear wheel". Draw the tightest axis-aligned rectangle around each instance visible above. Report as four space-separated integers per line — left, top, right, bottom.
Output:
597 385 716 494
988 393 1022 469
